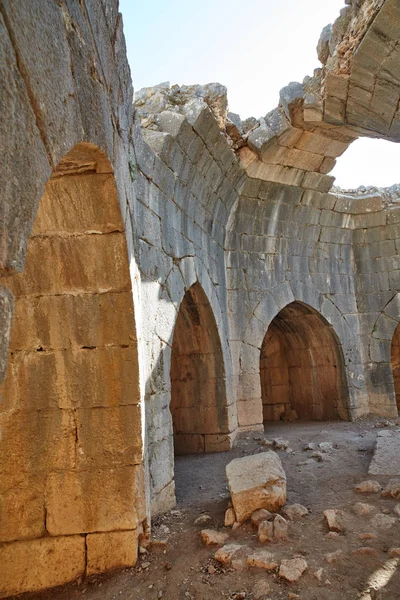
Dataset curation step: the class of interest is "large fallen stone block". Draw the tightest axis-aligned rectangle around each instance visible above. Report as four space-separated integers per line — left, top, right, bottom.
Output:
368 432 400 476
226 451 286 523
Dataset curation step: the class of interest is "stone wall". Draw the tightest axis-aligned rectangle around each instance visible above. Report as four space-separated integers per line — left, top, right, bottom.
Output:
1 0 400 596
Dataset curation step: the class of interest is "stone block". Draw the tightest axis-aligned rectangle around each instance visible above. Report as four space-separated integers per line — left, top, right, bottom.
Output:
33 174 123 235
0 474 45 543
8 232 131 298
86 529 138 575
76 405 142 468
0 409 76 475
45 466 142 535
0 535 85 597
226 451 286 522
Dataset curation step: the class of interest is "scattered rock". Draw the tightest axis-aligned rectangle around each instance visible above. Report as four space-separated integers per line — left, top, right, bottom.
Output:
200 530 229 546
313 567 323 581
214 544 243 565
279 558 307 583
259 439 274 447
273 438 290 450
251 508 273 526
225 507 236 527
246 549 278 570
352 547 380 558
323 509 345 533
226 452 286 522
232 521 241 531
325 550 344 564
273 515 289 541
281 503 309 521
194 514 212 525
288 594 300 600
150 540 167 551
207 564 216 575
303 443 316 451
370 513 396 530
326 531 340 540
359 533 377 541
354 480 382 494
352 502 375 517
393 503 400 517
258 520 274 543
319 442 333 453
297 459 315 467
388 548 400 558
310 451 325 462
381 479 400 499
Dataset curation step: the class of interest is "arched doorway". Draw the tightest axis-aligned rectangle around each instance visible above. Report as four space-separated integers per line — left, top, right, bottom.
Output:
391 323 400 412
170 283 229 454
260 302 349 421
0 144 143 592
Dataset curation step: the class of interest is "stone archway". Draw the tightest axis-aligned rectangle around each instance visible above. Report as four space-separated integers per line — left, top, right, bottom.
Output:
391 323 400 413
0 144 144 593
260 302 349 422
170 282 229 454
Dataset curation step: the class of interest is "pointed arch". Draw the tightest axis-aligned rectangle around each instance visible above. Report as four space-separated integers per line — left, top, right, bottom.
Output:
260 301 350 421
170 282 230 454
0 143 143 587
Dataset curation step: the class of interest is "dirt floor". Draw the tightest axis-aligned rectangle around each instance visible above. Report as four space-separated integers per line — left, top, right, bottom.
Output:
15 418 400 600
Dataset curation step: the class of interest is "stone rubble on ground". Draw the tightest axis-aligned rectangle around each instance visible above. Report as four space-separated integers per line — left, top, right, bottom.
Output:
381 479 400 498
251 508 273 525
200 530 229 546
354 480 382 494
323 509 345 532
246 550 278 570
279 558 308 583
281 504 309 521
352 502 375 517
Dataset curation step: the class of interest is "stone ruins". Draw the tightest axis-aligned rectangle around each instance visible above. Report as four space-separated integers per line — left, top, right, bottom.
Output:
1 0 400 596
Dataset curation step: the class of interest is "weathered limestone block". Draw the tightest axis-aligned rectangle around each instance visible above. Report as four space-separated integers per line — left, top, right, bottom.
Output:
0 474 45 543
226 452 286 522
86 530 138 575
0 535 86 598
368 432 400 476
45 466 143 535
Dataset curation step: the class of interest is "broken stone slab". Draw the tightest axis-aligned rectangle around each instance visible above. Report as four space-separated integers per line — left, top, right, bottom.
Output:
354 480 382 494
200 530 229 546
272 437 290 450
258 515 289 543
368 432 400 476
325 550 344 564
224 507 236 527
281 503 309 521
352 502 375 517
226 452 286 523
214 544 243 565
323 509 345 533
279 558 307 583
246 549 278 570
251 508 273 526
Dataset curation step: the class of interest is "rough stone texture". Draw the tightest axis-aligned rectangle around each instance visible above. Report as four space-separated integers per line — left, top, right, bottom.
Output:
0 536 86 597
368 431 400 475
226 452 286 522
86 530 139 576
279 558 308 583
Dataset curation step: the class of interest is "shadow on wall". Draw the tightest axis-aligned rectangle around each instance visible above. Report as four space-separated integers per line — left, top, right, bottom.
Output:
0 143 145 592
260 301 350 422
170 282 231 455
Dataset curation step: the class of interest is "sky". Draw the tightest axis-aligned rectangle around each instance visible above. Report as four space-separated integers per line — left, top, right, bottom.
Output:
120 0 400 189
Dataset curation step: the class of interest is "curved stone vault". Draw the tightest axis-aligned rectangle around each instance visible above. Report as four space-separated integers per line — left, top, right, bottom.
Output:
1 0 400 595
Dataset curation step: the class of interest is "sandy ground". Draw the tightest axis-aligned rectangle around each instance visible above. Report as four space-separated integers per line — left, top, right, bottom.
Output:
14 418 400 600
